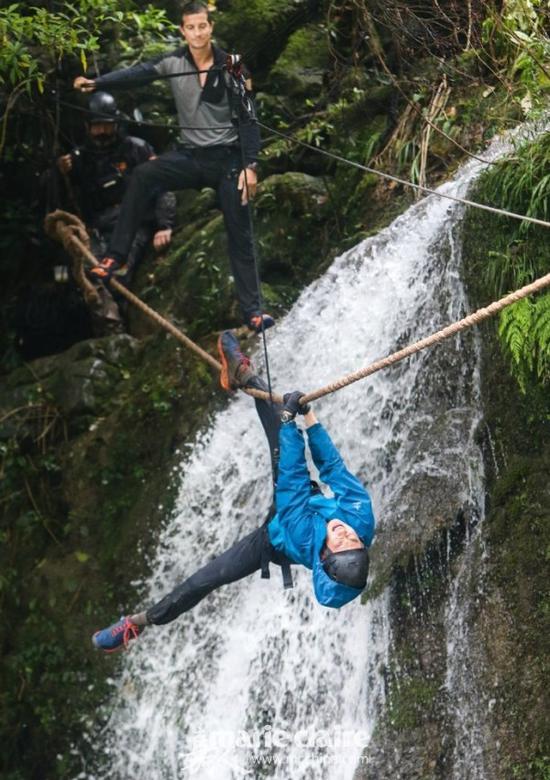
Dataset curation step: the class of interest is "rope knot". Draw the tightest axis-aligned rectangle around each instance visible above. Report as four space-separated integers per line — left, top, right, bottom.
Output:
44 209 98 304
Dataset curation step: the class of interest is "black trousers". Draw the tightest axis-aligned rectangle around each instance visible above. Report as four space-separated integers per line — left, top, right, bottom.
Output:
146 378 286 626
108 146 261 320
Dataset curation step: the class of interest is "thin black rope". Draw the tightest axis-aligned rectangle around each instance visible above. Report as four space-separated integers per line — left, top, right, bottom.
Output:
234 85 275 405
255 119 550 230
57 98 235 132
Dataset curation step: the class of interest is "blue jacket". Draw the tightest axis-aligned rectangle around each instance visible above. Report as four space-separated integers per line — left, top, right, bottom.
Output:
267 422 375 608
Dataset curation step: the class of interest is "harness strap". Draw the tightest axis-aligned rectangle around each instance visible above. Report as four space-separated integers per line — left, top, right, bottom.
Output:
281 559 293 590
260 533 271 580
260 522 294 589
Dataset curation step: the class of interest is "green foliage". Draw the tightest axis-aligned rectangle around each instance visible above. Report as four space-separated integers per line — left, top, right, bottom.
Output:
470 132 550 393
482 0 550 115
481 134 550 236
0 1 174 91
0 1 175 158
215 0 299 51
498 296 550 389
512 755 550 779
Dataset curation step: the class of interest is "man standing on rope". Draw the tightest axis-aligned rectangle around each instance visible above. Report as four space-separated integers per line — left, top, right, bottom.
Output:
92 332 375 652
72 1 274 334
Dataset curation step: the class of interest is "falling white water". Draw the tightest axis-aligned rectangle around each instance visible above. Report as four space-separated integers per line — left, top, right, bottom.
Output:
82 123 546 780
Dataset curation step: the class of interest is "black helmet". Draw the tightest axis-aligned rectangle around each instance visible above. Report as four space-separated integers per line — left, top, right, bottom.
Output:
88 92 119 124
323 548 369 590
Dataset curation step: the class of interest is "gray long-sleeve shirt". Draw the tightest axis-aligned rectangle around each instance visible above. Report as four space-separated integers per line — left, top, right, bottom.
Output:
94 44 261 164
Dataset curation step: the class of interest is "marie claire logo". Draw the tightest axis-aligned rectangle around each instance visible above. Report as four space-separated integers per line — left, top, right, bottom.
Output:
188 725 370 751
179 726 371 774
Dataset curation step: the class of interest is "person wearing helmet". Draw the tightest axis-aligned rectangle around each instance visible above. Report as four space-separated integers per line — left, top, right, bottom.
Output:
56 91 176 288
72 1 274 334
92 332 375 652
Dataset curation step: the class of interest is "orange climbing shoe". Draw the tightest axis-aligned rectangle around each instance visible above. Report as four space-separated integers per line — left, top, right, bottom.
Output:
89 257 120 282
217 330 255 392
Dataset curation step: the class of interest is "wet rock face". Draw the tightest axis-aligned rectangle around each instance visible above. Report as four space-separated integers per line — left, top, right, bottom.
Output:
0 328 217 778
0 335 139 422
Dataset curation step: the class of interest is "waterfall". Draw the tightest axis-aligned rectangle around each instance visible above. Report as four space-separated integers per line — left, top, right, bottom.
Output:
82 126 542 780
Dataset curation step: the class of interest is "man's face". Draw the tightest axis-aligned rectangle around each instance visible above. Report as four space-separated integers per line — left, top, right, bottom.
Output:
180 11 213 52
325 519 364 554
88 121 117 148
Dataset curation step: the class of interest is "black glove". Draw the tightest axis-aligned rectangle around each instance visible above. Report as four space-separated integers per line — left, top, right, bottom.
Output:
89 256 120 283
280 391 310 423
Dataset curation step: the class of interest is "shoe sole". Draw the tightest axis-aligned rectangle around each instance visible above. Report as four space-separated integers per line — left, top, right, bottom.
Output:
217 334 235 392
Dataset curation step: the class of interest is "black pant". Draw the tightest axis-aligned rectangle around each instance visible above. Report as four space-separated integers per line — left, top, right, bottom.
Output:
146 378 286 626
108 146 261 320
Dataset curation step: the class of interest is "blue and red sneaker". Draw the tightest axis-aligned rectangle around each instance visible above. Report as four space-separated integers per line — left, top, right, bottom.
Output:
217 330 255 392
92 616 141 653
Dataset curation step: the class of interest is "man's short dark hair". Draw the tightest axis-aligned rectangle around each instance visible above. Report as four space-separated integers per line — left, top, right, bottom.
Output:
181 2 212 20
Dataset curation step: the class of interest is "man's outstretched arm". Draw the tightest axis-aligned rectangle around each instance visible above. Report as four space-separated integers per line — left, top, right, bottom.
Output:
74 56 169 93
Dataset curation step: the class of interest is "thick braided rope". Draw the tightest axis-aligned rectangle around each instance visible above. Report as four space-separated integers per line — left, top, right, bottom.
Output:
301 272 550 404
43 210 282 402
45 210 222 371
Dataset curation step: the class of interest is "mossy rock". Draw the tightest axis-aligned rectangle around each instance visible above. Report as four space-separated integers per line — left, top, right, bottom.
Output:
215 0 305 74
269 24 329 97
0 326 220 779
0 335 140 437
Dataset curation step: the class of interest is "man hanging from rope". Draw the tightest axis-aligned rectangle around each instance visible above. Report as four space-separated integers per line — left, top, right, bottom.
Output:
92 331 375 651
72 1 274 334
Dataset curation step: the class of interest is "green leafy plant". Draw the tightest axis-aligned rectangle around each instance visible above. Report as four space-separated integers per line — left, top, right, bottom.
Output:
0 1 175 156
482 0 550 115
498 295 550 390
472 132 550 393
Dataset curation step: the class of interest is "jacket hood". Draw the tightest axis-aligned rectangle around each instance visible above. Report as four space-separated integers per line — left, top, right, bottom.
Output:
311 518 364 608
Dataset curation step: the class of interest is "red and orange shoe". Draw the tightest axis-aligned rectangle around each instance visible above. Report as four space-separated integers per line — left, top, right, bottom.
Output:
89 257 120 282
217 330 255 392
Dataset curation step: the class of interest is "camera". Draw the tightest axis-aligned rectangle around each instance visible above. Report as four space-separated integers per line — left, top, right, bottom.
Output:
225 53 243 77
